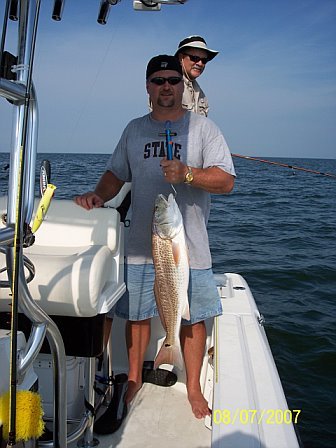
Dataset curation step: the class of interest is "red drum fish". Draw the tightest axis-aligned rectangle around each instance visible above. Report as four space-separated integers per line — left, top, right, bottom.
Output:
152 193 190 370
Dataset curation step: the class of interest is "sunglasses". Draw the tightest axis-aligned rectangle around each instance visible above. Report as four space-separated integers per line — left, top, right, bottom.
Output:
149 76 183 86
183 53 208 65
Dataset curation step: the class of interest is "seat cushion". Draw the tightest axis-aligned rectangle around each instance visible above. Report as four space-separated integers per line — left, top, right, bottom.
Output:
0 198 125 317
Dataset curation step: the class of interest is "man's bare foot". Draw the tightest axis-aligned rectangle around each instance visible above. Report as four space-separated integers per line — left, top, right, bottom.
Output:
125 380 142 405
188 390 211 419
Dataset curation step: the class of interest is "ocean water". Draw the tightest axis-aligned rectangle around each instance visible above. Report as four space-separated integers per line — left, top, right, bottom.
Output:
0 153 335 448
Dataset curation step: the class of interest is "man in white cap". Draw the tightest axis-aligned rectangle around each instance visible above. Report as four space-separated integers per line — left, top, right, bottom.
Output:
175 35 218 116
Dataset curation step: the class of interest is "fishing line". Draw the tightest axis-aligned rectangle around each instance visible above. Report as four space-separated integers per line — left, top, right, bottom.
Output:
232 153 336 179
64 30 119 155
49 28 119 192
170 184 177 197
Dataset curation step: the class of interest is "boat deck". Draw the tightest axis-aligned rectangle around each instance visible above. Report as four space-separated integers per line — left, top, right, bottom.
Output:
92 381 211 448
67 273 300 448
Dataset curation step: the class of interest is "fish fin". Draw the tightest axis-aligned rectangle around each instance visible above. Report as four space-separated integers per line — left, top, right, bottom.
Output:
181 299 190 321
172 241 181 266
154 339 184 371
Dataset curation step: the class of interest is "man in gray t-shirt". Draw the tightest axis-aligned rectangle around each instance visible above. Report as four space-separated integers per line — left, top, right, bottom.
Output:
75 55 235 420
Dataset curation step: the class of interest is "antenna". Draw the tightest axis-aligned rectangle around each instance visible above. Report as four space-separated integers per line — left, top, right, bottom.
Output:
133 0 188 11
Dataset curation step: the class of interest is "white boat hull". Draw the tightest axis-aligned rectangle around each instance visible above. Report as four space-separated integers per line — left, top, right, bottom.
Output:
0 196 300 447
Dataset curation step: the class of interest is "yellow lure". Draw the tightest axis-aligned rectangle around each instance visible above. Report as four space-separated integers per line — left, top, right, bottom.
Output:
31 183 56 233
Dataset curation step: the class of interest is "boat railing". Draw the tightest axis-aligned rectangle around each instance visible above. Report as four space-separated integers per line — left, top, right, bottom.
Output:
0 1 67 446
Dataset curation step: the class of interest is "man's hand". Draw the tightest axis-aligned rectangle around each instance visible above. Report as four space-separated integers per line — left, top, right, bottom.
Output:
160 157 187 184
74 192 104 210
74 170 125 210
160 157 235 194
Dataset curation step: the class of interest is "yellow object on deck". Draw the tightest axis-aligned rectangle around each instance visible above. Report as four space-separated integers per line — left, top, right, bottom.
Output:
0 390 45 441
31 183 56 233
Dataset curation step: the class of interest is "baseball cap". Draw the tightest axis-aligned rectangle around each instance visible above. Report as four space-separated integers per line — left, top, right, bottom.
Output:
146 55 183 79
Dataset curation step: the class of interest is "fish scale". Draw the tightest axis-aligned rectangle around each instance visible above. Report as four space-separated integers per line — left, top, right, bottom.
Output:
152 234 185 347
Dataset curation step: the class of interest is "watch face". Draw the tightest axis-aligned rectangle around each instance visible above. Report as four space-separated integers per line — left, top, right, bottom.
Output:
185 171 193 183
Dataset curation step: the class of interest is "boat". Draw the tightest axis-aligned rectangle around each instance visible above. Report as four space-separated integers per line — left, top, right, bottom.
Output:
0 1 301 447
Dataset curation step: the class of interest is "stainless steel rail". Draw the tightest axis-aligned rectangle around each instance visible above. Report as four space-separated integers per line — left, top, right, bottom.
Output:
0 78 25 102
1 1 67 446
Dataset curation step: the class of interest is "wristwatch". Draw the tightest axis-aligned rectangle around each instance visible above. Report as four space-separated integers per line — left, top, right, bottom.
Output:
184 166 194 184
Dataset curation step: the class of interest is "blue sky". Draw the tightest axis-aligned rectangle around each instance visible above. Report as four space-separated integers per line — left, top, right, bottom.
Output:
0 0 335 158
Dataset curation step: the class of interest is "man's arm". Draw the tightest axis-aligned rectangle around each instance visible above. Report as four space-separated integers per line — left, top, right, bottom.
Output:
183 165 234 194
74 170 125 210
160 159 234 194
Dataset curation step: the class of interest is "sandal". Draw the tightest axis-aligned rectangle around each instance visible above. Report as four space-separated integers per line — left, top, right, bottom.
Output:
142 361 177 387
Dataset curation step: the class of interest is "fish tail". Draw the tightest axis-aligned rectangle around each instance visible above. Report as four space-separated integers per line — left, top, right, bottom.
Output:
154 339 184 371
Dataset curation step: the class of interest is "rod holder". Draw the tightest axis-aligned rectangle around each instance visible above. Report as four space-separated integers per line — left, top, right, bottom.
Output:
9 0 18 21
52 0 65 21
97 0 120 25
97 0 111 25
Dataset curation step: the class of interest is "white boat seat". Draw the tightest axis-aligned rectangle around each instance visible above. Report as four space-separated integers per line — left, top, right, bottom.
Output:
0 197 126 317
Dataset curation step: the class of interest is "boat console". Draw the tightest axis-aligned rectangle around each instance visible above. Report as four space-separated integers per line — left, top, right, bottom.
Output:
0 188 129 446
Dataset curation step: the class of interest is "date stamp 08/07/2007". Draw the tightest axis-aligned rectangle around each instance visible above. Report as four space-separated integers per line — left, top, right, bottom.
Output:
212 409 301 425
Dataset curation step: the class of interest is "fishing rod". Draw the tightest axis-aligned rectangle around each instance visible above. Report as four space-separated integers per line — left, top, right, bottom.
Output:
232 153 336 179
39 159 51 196
7 1 41 446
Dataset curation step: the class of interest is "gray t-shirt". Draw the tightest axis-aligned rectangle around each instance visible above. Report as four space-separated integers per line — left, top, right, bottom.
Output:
106 111 235 269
